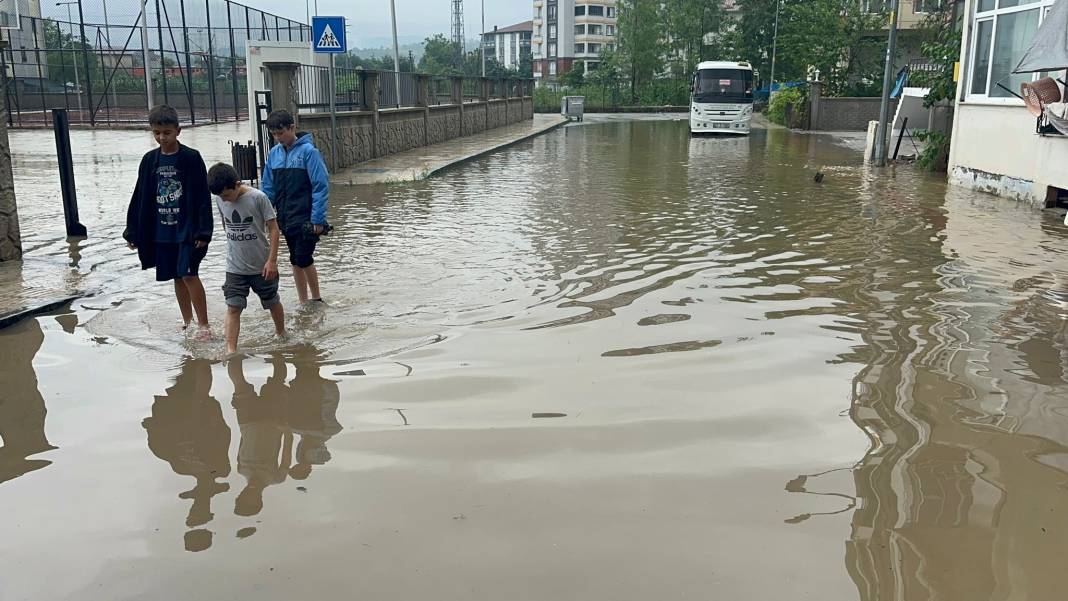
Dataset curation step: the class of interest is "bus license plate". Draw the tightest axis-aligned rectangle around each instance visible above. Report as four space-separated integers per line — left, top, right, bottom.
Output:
713 122 729 129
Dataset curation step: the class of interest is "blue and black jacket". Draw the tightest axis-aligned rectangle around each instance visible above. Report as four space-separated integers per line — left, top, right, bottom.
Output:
261 132 330 235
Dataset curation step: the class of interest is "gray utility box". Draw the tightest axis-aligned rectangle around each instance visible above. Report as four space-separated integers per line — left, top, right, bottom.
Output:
561 96 585 121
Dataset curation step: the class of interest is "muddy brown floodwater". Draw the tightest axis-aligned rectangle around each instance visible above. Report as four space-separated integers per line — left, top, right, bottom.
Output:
4 117 1068 600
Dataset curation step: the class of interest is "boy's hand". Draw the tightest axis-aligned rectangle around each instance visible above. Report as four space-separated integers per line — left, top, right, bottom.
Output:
194 240 208 249
263 260 278 280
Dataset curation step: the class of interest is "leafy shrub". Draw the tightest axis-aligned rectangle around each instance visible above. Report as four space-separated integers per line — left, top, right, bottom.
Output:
767 87 806 126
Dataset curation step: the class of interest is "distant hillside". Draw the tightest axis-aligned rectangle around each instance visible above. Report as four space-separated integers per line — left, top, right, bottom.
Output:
351 42 425 61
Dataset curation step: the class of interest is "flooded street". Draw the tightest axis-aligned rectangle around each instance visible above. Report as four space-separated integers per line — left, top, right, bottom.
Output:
5 117 1068 599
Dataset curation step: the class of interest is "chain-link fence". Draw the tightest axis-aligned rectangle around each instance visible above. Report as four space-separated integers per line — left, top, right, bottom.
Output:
1 0 308 127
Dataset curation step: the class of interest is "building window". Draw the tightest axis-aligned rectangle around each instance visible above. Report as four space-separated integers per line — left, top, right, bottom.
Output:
575 43 585 54
20 47 28 63
575 24 585 35
606 25 615 36
863 0 888 12
589 5 604 16
589 24 604 35
968 0 1054 99
549 24 557 38
588 43 601 54
606 7 616 18
549 62 557 76
913 0 940 13
535 7 541 19
548 5 557 19
548 42 557 57
575 5 586 16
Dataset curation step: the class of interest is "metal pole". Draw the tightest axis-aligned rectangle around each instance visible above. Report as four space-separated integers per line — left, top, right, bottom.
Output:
390 0 401 105
205 0 218 122
769 0 780 100
141 0 154 109
59 4 84 119
75 0 94 125
156 0 169 104
227 1 239 120
328 53 338 169
102 0 118 108
179 0 195 124
874 0 900 167
481 0 485 77
52 108 88 238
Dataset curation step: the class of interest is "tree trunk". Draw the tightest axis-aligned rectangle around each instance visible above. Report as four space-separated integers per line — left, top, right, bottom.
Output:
0 38 23 262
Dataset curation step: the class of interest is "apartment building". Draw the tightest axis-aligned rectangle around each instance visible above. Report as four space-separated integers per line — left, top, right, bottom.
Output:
532 0 618 87
482 21 533 71
2 0 47 80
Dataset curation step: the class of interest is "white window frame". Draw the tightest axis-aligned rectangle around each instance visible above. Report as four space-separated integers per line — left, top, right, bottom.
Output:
966 0 1056 105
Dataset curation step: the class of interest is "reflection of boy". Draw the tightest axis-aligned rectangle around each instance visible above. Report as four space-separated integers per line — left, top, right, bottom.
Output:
141 358 231 552
287 361 342 480
123 105 213 337
229 355 291 517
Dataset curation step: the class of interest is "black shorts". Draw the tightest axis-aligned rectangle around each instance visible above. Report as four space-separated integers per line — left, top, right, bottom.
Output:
223 272 281 310
155 243 207 281
283 231 319 268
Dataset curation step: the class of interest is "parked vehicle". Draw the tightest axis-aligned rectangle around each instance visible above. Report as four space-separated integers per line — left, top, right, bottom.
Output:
690 61 754 136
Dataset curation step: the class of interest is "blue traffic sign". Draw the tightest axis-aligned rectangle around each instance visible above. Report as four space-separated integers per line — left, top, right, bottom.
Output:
312 16 346 53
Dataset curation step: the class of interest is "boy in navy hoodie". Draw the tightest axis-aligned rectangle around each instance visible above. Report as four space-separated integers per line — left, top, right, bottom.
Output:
262 110 330 305
124 105 213 337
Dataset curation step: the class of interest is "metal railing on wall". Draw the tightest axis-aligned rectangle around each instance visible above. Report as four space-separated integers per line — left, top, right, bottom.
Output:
0 0 308 127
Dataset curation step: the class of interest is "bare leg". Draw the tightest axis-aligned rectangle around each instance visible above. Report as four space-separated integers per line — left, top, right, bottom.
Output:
183 276 210 328
292 266 310 304
304 265 321 301
174 279 193 326
225 306 242 355
269 302 286 336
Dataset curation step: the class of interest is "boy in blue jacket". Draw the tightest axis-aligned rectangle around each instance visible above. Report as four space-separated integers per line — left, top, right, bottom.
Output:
124 105 213 337
262 110 330 305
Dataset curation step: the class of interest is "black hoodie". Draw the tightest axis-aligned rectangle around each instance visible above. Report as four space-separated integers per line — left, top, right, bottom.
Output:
123 144 212 270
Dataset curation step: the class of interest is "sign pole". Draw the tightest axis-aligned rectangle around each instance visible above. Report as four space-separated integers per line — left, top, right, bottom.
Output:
329 52 337 170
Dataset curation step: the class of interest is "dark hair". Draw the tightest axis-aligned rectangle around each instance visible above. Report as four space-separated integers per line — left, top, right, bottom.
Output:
265 110 295 130
148 105 180 127
207 162 240 195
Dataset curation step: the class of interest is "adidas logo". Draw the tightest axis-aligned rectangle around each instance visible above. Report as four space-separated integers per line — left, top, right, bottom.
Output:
224 209 254 232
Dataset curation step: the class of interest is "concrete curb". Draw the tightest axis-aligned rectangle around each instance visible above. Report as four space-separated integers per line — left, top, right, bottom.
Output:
0 295 80 330
426 117 569 179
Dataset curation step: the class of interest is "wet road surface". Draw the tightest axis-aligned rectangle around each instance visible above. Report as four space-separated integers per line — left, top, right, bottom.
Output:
4 118 1068 599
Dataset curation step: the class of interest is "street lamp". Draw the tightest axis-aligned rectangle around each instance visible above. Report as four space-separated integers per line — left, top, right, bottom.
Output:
56 1 83 118
481 0 485 77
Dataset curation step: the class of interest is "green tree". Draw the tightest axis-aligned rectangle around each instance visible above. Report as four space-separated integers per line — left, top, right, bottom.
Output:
617 0 666 101
912 1 962 107
419 34 464 76
44 20 99 88
663 0 725 76
558 64 585 88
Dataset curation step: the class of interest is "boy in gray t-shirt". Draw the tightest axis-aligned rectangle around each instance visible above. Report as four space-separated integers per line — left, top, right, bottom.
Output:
208 163 286 354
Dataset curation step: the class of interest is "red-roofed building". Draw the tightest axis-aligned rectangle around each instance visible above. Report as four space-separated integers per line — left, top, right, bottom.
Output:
482 20 533 71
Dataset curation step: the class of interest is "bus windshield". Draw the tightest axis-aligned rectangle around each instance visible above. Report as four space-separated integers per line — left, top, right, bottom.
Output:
693 69 754 103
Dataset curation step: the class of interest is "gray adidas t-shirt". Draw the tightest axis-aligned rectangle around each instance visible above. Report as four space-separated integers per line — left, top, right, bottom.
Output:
216 188 277 275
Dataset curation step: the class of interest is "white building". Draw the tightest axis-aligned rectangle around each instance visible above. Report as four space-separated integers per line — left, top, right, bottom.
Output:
948 0 1067 205
532 0 618 87
482 21 532 71
2 0 47 80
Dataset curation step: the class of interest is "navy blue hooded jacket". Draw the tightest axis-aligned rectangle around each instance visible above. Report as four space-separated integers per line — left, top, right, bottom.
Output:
261 132 330 235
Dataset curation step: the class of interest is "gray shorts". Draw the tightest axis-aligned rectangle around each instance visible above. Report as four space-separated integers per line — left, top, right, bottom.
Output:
223 272 280 310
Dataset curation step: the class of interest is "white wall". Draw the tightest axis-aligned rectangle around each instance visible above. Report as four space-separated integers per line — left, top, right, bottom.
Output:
246 41 329 141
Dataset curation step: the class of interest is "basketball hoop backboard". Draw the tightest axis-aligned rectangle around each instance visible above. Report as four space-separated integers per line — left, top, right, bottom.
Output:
0 0 20 30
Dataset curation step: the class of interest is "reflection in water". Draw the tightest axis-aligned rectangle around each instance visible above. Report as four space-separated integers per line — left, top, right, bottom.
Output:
138 348 342 550
0 319 56 484
142 358 231 552
230 355 292 519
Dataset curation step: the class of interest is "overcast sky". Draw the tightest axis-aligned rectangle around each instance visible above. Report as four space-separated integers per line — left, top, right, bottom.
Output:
251 0 532 48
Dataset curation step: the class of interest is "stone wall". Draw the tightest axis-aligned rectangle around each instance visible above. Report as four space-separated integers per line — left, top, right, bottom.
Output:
296 99 533 172
807 81 898 132
813 98 897 131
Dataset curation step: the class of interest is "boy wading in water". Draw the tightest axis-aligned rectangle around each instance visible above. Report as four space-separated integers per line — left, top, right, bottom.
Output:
262 110 330 305
208 163 286 355
124 105 213 338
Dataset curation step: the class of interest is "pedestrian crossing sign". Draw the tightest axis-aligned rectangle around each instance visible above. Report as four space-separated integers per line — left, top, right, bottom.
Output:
312 16 346 53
